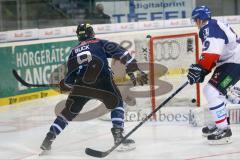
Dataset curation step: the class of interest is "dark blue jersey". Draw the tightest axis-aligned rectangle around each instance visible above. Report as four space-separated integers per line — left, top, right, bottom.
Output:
64 38 133 85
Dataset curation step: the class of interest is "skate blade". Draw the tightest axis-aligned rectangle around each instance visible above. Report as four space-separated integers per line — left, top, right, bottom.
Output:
208 137 232 145
116 144 136 152
39 150 51 156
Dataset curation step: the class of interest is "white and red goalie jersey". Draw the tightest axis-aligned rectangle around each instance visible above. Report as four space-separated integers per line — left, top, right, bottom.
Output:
198 19 240 72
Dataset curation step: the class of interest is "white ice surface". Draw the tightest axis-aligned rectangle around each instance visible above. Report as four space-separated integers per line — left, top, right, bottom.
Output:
0 95 240 160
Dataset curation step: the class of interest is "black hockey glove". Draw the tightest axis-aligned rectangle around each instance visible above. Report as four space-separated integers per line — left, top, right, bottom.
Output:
126 60 148 86
187 64 209 85
127 70 148 86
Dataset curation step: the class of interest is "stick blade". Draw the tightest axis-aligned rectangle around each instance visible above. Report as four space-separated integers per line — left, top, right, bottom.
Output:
12 69 31 87
85 148 109 158
12 69 55 87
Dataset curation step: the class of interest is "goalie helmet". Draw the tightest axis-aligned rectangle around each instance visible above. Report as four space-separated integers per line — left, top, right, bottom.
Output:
76 23 95 41
192 6 211 21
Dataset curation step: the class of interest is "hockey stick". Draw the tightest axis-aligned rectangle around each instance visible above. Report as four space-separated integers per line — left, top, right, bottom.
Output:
12 69 132 88
85 81 189 158
12 69 59 88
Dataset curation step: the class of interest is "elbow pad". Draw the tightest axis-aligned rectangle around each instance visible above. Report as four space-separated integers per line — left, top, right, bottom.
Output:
198 53 220 71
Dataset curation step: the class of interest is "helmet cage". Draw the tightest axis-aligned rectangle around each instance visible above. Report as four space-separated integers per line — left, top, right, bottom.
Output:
76 23 95 41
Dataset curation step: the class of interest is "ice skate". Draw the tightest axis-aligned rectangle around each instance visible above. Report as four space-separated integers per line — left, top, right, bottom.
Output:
39 132 56 156
207 128 232 145
202 126 217 137
111 127 136 152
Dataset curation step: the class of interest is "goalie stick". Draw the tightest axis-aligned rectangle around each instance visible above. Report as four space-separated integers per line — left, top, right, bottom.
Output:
12 69 59 88
85 81 189 158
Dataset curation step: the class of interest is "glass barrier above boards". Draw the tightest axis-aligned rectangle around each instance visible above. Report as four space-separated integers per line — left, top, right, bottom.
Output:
1 0 239 32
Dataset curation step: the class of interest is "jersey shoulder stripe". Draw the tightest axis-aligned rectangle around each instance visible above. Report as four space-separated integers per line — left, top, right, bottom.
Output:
199 19 228 44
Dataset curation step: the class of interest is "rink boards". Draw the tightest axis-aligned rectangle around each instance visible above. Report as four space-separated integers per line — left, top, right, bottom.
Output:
1 21 240 107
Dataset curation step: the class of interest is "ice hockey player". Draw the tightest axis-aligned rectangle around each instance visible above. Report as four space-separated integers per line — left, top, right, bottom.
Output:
40 23 148 153
187 5 240 144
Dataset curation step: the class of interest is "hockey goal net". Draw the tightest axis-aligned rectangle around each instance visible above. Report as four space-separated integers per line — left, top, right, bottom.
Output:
133 32 200 117
99 32 200 121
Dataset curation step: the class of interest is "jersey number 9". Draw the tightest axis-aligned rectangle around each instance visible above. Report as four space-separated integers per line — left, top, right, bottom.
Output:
77 51 92 65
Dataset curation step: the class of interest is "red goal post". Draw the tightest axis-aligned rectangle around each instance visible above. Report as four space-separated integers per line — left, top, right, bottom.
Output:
148 33 200 119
